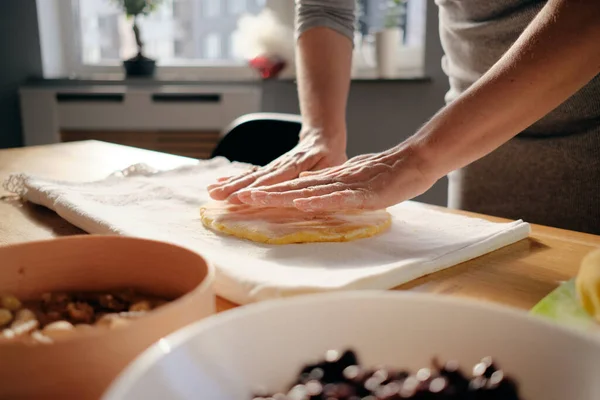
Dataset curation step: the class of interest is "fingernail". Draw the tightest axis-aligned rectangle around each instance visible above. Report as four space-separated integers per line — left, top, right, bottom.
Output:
236 191 253 204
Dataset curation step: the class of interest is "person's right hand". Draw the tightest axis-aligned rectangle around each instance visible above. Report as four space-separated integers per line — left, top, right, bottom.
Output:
207 127 347 203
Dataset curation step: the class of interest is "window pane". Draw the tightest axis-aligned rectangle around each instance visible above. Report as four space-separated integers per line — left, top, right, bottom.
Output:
357 0 426 44
75 0 267 65
228 0 246 15
203 0 220 17
204 33 221 59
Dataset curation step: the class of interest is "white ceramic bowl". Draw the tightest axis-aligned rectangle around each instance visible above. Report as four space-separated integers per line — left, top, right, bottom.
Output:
102 292 600 400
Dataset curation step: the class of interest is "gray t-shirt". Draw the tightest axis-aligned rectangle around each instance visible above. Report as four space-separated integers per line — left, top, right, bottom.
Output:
296 0 600 138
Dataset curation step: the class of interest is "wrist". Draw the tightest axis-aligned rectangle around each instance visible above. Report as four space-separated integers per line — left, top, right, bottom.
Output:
300 125 347 148
394 136 444 183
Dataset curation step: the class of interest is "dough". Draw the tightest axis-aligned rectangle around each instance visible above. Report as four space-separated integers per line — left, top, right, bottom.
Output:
199 202 392 244
576 248 600 322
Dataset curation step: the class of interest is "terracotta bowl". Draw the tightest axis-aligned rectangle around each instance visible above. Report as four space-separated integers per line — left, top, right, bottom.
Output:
0 235 215 400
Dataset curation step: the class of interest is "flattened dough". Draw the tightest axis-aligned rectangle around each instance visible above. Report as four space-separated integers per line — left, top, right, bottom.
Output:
199 202 392 244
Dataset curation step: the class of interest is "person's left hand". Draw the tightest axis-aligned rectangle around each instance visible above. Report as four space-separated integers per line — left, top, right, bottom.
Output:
235 145 437 212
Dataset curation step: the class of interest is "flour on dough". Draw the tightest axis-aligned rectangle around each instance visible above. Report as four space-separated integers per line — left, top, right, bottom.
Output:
199 202 392 244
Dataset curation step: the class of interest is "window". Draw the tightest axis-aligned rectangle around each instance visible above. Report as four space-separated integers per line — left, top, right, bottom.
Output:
203 0 220 17
73 0 266 66
228 30 244 59
228 0 247 15
40 0 426 80
204 33 221 59
353 0 427 77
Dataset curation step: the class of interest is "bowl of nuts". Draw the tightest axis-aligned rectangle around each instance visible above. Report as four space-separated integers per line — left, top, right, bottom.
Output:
0 234 214 400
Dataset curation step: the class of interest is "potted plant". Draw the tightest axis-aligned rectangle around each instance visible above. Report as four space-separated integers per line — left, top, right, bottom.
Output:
111 0 165 77
375 0 406 78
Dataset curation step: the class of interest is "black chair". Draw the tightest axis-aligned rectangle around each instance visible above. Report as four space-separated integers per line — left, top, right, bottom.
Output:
211 112 302 166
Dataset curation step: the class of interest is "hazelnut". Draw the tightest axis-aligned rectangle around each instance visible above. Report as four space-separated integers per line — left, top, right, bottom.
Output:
0 308 13 328
129 300 151 312
0 294 22 312
66 302 94 324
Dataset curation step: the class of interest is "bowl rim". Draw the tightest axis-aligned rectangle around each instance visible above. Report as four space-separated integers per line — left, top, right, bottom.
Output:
0 234 215 347
101 290 600 399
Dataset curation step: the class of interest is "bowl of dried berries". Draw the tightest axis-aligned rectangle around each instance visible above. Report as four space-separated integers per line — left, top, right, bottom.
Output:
103 291 600 400
0 235 214 400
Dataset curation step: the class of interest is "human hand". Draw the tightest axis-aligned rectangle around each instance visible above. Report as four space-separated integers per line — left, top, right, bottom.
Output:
207 127 347 203
235 145 437 212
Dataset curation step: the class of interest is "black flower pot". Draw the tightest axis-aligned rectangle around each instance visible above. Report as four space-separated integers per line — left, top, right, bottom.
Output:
123 53 156 78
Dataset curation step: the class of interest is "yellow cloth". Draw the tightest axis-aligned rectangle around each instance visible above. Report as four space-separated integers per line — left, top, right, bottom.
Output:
200 202 392 245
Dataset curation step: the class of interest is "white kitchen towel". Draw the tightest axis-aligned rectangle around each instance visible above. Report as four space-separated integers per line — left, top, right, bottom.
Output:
3 158 530 305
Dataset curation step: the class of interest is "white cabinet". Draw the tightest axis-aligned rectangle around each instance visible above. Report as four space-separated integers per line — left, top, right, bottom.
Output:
19 84 262 158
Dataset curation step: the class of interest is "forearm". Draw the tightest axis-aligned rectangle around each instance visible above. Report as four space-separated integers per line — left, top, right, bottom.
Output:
295 0 355 140
409 0 600 179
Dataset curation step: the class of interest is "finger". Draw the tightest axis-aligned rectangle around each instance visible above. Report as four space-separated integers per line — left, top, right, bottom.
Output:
208 170 268 200
234 157 319 203
206 167 257 191
293 189 372 212
239 175 335 198
251 157 314 188
241 183 348 207
225 194 244 204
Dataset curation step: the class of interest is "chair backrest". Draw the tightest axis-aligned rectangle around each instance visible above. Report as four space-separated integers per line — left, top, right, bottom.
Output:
211 113 302 166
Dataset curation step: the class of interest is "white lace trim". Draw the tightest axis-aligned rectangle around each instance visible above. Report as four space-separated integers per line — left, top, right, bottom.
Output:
2 173 28 196
2 158 237 198
107 163 159 178
2 163 161 197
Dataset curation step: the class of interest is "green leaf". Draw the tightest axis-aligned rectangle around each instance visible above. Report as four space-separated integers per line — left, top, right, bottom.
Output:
109 0 165 17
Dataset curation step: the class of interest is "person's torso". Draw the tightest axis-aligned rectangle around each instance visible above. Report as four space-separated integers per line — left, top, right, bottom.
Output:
436 0 600 137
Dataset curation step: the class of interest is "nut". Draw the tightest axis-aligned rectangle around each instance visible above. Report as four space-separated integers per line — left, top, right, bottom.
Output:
12 308 37 325
0 309 13 328
66 302 94 324
2 328 16 340
41 292 71 310
114 288 136 304
43 320 76 340
11 319 38 336
0 294 22 311
38 310 63 326
43 320 75 332
31 330 53 344
129 300 151 312
98 294 127 312
94 313 118 328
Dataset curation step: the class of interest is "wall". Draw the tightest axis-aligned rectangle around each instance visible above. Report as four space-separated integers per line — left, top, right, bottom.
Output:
260 2 450 206
0 0 43 149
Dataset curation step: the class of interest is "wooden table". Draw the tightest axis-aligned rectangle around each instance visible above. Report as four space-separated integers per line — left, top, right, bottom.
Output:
1 140 599 312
